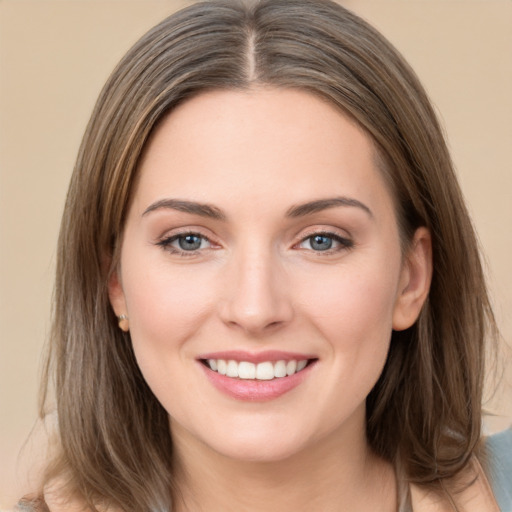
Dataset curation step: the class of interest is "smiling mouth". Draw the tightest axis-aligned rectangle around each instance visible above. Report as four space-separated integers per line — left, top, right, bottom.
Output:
201 358 316 380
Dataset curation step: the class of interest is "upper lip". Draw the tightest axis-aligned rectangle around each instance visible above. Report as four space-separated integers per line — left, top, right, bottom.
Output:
197 350 317 364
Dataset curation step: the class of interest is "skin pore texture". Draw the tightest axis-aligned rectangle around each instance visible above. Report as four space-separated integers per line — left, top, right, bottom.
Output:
108 88 432 512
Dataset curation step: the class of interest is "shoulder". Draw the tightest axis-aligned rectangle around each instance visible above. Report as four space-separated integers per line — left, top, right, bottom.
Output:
15 485 123 512
14 498 122 512
485 426 512 512
14 496 50 512
14 479 89 512
410 457 500 512
410 428 512 512
14 494 85 512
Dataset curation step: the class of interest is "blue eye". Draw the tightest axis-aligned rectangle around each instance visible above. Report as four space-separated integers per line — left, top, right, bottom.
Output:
157 232 211 254
310 235 333 251
177 234 204 251
299 232 353 252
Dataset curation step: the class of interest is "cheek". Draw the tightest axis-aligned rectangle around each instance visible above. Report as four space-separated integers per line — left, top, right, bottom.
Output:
120 259 219 415
295 259 400 421
119 244 220 377
303 265 398 329
297 257 400 356
125 265 217 342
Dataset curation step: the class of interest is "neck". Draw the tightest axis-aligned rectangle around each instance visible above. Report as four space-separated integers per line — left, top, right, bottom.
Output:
170 409 397 512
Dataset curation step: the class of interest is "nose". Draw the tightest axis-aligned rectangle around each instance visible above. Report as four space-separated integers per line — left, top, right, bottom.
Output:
217 246 294 335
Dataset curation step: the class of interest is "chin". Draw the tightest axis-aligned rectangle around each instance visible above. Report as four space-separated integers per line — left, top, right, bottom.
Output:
216 439 305 463
200 423 314 463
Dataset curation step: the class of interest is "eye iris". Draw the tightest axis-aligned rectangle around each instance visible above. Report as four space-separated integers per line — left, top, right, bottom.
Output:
178 234 202 250
311 235 332 251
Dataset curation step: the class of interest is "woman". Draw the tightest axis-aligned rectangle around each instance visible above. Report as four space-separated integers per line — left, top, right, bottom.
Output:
17 0 510 510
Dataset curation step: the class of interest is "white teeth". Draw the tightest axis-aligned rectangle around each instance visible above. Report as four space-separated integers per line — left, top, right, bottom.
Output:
297 360 307 371
238 361 256 379
217 359 227 375
206 358 310 380
226 360 239 378
256 362 274 380
274 360 287 378
286 360 297 376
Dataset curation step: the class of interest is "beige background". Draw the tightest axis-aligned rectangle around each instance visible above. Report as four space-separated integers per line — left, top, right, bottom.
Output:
1 0 511 507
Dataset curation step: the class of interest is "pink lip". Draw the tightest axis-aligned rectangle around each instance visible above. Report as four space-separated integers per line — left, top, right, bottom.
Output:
197 350 316 364
198 356 317 402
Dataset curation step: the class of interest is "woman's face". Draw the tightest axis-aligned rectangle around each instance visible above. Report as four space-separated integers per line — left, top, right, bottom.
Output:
110 88 430 462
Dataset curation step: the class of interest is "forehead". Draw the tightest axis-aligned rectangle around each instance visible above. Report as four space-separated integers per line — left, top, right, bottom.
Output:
133 88 395 220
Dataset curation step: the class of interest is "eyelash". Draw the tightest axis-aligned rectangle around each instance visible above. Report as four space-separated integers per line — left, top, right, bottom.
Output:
155 230 354 257
156 231 215 257
295 231 354 254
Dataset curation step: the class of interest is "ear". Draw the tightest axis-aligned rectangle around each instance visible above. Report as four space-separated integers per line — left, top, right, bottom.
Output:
108 268 129 330
392 227 432 331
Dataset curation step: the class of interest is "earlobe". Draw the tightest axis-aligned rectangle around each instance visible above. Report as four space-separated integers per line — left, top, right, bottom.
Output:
392 227 432 331
108 268 129 331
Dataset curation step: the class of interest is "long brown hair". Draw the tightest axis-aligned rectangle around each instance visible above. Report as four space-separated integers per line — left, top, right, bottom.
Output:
40 0 497 509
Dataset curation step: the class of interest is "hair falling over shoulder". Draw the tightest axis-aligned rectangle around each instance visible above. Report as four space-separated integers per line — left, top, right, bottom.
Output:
37 0 498 510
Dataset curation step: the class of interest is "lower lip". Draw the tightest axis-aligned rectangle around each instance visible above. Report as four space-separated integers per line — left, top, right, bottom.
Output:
199 361 316 401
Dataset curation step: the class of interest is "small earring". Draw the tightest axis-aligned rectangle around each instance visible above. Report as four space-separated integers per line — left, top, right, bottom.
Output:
117 314 129 332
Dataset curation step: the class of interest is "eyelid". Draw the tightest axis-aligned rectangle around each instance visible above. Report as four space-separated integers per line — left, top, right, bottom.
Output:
154 224 218 243
154 228 220 256
293 228 354 253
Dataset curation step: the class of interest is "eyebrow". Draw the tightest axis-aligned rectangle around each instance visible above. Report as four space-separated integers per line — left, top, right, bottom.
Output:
286 197 373 218
142 196 373 221
142 199 226 220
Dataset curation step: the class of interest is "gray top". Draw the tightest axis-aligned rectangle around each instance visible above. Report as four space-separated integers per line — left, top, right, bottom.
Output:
487 426 512 512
